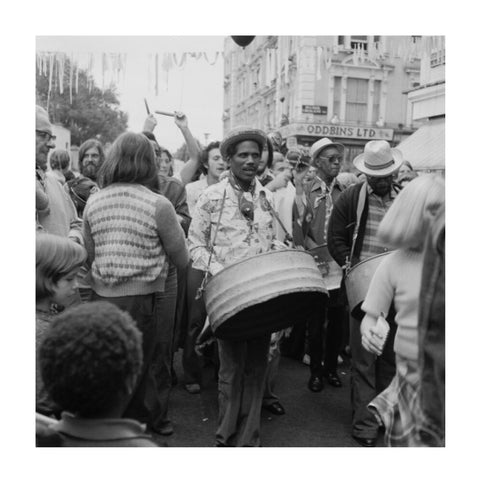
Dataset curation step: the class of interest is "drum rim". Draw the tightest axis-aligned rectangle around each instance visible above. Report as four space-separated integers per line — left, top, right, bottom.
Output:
204 248 313 289
345 250 392 275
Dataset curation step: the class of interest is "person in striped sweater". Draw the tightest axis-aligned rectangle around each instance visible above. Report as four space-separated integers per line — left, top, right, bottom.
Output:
82 132 189 432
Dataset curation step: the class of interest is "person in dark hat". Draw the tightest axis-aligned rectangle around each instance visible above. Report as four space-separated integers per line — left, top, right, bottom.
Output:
327 139 403 447
188 125 285 447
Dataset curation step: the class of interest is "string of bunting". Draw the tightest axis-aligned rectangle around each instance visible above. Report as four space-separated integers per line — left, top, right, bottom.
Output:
36 50 225 102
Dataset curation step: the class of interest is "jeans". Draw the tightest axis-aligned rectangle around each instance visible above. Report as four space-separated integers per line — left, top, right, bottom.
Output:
90 292 157 425
148 265 177 429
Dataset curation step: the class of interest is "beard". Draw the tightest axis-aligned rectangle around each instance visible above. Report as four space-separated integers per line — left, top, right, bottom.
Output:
81 164 98 181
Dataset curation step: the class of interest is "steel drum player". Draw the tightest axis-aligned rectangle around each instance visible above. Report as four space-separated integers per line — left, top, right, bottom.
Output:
188 126 285 447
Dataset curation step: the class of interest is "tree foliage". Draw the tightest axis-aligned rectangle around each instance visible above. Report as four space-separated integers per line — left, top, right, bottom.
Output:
36 59 128 146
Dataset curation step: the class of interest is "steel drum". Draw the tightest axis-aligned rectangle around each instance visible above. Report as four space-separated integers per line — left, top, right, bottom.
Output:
345 251 391 319
204 249 328 341
308 245 343 291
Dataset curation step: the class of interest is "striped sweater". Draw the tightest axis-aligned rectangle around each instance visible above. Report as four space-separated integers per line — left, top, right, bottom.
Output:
83 183 189 297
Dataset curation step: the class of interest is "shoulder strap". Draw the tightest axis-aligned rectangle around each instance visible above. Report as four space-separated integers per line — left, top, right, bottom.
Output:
348 182 367 270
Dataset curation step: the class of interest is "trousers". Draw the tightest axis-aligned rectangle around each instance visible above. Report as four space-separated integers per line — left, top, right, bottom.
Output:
349 312 397 438
216 334 270 447
91 292 157 425
148 265 177 429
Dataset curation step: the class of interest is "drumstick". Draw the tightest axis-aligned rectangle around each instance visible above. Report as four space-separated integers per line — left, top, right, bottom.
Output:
144 98 150 115
155 110 176 117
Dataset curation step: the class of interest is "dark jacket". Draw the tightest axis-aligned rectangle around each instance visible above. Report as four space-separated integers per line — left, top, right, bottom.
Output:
295 177 344 249
327 182 369 269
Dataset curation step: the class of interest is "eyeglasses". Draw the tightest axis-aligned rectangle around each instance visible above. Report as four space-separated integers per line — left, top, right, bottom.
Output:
36 130 56 142
319 155 343 163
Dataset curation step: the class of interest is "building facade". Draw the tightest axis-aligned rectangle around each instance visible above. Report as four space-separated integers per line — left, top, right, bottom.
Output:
223 36 421 170
398 37 445 172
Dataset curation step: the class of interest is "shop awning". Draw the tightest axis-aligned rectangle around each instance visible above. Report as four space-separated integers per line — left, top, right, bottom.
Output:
396 119 445 171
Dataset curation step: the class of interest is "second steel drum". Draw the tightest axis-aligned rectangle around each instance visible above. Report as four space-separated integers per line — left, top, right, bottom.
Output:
204 249 328 341
345 251 391 319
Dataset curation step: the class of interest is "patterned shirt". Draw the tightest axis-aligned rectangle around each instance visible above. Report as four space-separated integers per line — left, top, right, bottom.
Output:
188 177 282 275
185 177 209 214
360 184 397 261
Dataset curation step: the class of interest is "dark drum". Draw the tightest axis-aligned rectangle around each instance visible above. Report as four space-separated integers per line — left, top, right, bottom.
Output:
204 249 328 341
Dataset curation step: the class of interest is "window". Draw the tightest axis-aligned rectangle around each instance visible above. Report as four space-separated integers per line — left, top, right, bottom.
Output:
372 80 382 123
350 36 368 50
333 76 342 120
345 78 368 123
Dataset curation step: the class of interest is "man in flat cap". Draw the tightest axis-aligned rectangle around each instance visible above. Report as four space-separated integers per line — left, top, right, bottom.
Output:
327 140 402 447
188 126 284 447
36 105 83 244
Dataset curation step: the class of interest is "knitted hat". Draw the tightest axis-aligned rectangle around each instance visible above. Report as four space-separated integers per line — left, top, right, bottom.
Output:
220 126 266 159
353 140 403 177
36 106 53 134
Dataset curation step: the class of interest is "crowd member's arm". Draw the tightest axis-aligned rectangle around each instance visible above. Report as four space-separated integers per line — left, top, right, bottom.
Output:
360 256 394 355
175 112 202 184
155 198 190 270
327 190 353 268
265 170 292 192
81 214 95 269
187 193 224 276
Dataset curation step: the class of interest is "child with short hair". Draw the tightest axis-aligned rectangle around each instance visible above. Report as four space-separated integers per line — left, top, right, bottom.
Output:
36 233 87 416
38 301 159 447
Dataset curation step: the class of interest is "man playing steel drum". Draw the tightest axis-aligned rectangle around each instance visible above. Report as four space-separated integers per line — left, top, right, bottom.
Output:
188 126 284 447
327 140 402 447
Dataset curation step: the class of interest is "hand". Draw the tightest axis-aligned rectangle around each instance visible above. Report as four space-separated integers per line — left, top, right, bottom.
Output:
174 111 188 129
360 315 384 356
267 171 292 191
292 164 309 188
143 114 157 132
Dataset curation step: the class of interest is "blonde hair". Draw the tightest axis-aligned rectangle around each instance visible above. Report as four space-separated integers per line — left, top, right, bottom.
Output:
377 174 445 250
36 233 87 301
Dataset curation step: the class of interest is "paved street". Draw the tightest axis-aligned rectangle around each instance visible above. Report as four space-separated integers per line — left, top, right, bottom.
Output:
151 351 385 447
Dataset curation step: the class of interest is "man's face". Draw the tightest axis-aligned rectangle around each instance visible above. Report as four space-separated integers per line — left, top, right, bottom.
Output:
367 175 394 196
206 147 226 181
228 140 261 185
36 130 56 171
315 146 342 179
81 147 102 181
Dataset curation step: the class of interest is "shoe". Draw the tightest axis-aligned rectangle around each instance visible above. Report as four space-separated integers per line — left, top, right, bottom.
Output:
263 401 285 416
352 435 377 447
185 383 201 394
308 375 324 392
325 371 342 388
150 421 174 436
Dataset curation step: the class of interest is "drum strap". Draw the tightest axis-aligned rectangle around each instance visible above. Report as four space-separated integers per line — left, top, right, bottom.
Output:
196 187 228 300
348 182 367 272
259 191 295 246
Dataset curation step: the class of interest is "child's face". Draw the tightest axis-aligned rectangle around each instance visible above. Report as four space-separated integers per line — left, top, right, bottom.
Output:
51 268 80 307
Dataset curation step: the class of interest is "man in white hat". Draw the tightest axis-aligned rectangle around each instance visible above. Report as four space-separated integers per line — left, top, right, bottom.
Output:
36 105 83 244
327 139 402 447
292 137 348 393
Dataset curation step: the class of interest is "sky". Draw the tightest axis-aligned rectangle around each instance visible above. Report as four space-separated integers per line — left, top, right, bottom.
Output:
36 36 226 152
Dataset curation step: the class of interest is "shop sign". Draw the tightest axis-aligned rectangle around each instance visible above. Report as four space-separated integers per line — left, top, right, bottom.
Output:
302 105 328 115
279 123 394 141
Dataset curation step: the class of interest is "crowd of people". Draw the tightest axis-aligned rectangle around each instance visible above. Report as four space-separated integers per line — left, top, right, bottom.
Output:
35 103 445 448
